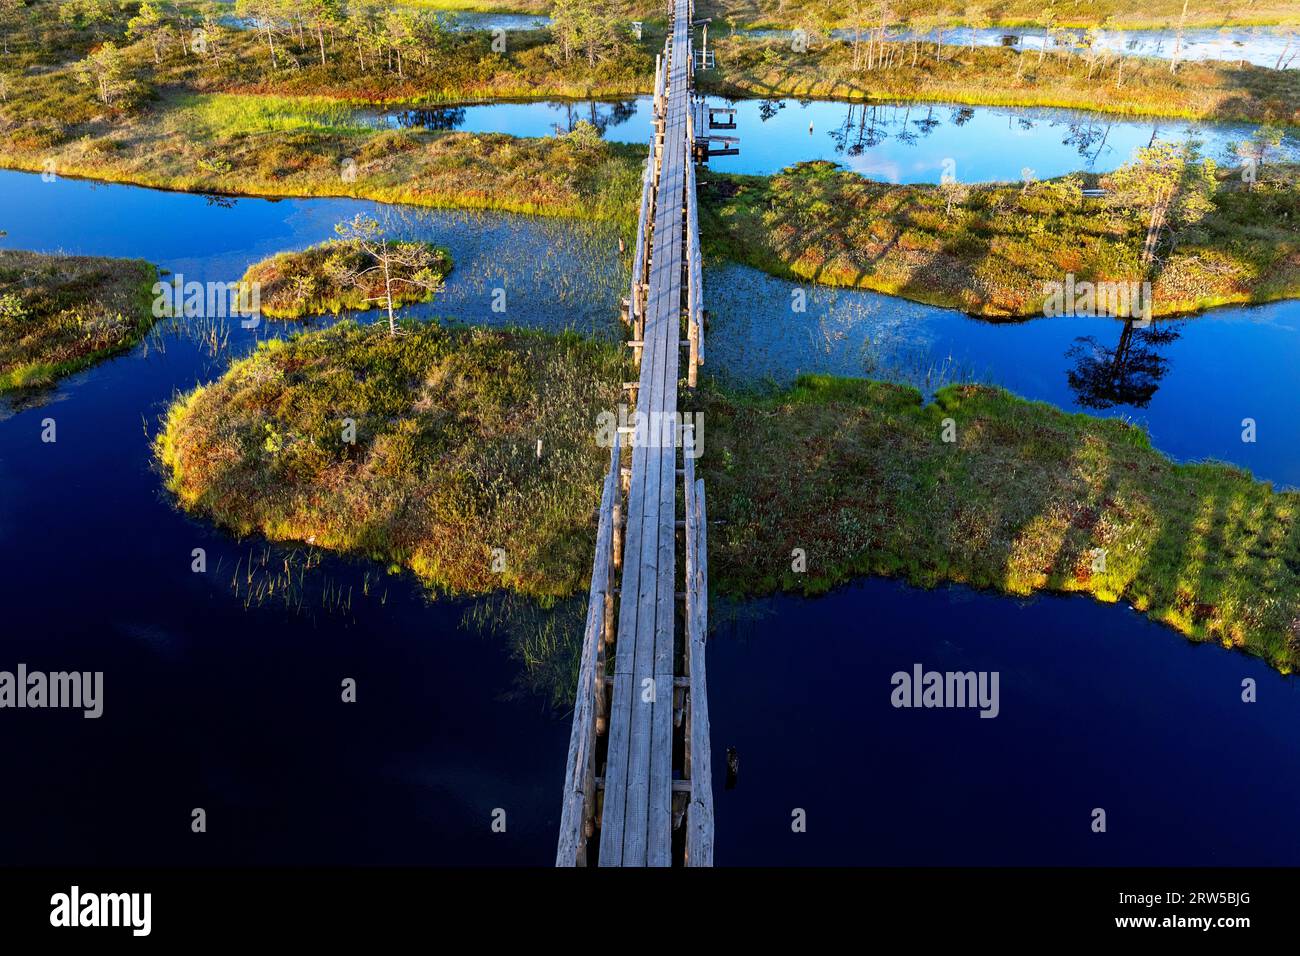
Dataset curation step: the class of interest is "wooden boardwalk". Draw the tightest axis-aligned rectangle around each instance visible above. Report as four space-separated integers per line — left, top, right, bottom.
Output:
556 0 713 867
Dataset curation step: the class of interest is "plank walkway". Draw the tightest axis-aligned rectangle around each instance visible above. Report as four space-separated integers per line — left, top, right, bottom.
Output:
556 0 713 868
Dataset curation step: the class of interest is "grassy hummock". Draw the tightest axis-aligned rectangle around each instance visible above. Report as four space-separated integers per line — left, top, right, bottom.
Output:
241 239 453 320
155 320 623 601
0 102 644 223
699 0 1300 30
701 36 1300 125
0 249 158 395
701 160 1300 317
158 322 1300 673
704 375 1300 673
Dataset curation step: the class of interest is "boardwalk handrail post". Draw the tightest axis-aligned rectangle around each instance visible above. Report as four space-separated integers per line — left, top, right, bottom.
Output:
682 441 713 865
562 0 712 867
556 430 621 866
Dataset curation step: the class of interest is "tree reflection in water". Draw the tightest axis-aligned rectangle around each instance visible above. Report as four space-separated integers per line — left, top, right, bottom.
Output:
392 107 467 131
546 99 638 136
1065 318 1182 409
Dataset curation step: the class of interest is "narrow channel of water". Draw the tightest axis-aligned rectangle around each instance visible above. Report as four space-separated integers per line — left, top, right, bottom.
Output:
3 170 1299 864
370 96 1292 181
741 24 1300 69
705 263 1300 490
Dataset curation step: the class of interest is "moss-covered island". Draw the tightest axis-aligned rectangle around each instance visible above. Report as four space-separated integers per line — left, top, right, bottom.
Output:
156 320 623 600
156 323 1300 673
702 159 1300 317
700 36 1300 125
706 375 1300 673
0 248 158 395
241 238 453 320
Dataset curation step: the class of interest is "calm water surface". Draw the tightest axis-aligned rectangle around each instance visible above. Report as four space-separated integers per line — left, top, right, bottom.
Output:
748 24 1300 69
2 170 1299 864
374 95 1291 181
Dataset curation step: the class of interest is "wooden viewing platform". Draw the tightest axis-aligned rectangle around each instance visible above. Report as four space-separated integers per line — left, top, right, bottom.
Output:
556 0 713 867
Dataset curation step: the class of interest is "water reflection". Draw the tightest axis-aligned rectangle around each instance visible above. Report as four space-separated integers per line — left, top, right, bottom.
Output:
1065 319 1183 409
382 98 640 138
368 95 1289 182
745 25 1300 69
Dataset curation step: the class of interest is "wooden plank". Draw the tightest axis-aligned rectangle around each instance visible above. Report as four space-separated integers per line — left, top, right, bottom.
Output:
556 433 620 866
686 477 714 865
620 74 677 862
592 0 703 866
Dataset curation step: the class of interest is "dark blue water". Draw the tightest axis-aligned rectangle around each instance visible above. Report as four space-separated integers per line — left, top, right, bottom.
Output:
713 580 1300 865
2 169 1300 864
371 95 1287 182
707 264 1300 489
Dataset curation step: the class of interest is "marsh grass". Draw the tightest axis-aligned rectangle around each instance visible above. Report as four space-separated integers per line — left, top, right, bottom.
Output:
700 0 1300 30
703 36 1300 124
241 238 453 320
0 249 159 396
156 319 624 600
179 93 371 136
704 374 1300 673
0 97 645 222
701 160 1300 316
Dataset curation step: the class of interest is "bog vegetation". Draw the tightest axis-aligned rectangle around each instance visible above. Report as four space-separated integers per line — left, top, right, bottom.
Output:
704 374 1300 673
156 319 625 600
0 248 158 394
242 219 452 323
701 149 1300 316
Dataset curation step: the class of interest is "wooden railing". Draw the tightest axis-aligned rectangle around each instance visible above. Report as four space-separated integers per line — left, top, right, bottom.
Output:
682 440 713 865
627 134 656 365
684 134 704 388
555 430 622 867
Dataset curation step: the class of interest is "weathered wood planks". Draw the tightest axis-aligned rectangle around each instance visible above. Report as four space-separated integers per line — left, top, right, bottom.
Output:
562 0 713 867
556 432 621 867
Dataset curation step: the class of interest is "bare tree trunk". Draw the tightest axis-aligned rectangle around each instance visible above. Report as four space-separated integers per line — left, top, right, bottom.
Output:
383 256 395 335
1275 32 1293 70
1169 0 1189 73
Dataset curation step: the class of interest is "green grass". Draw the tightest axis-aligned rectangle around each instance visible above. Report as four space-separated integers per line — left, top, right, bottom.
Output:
179 94 371 137
701 160 1300 317
240 239 453 320
0 95 645 223
703 374 1300 673
156 319 625 601
699 0 1300 30
701 36 1300 125
0 249 159 396
157 321 1300 673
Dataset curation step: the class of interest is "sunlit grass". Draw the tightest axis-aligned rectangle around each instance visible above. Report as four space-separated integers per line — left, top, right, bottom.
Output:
156 319 625 600
0 250 158 397
705 374 1300 673
177 93 371 136
701 160 1300 317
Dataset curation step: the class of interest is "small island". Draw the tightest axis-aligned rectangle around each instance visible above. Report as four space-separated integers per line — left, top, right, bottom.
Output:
156 321 1300 674
241 217 453 322
0 249 158 396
